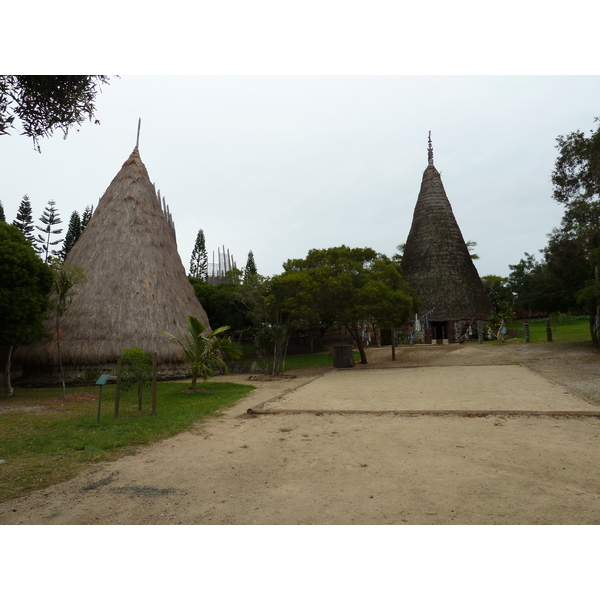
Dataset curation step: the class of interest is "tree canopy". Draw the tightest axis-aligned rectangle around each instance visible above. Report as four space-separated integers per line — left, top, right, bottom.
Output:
551 117 600 344
0 76 110 151
283 246 415 364
0 222 53 350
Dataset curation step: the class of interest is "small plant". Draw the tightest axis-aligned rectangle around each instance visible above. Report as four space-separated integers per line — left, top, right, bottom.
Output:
81 368 101 387
160 316 242 390
121 347 153 410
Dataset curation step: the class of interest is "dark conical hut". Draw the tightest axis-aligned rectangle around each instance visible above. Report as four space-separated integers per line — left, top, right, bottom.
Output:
15 148 211 379
401 134 493 343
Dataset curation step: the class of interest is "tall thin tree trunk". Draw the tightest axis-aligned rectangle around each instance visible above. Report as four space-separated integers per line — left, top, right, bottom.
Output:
56 312 65 399
592 265 600 347
351 324 368 364
4 345 14 398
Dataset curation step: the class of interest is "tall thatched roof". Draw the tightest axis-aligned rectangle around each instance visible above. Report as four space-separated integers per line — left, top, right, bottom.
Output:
401 136 493 321
16 148 211 369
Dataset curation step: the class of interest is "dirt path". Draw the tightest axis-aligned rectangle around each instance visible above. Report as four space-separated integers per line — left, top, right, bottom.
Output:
1 341 600 525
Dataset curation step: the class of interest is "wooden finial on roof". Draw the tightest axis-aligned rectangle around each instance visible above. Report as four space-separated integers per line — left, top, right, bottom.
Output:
134 118 141 152
428 131 434 165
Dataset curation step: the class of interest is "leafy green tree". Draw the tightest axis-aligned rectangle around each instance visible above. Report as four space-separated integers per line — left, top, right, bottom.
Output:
481 275 513 313
466 240 480 261
189 229 208 279
552 117 600 345
190 277 251 333
363 259 415 360
36 199 63 261
244 250 258 280
121 347 153 410
0 222 54 397
0 200 5 222
0 76 110 151
12 194 38 250
59 211 82 260
261 270 317 374
507 253 559 314
283 246 414 364
160 316 242 390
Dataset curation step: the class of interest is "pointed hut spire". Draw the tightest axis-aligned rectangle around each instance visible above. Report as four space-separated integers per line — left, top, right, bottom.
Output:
401 139 493 326
15 147 211 375
134 118 141 153
427 131 434 165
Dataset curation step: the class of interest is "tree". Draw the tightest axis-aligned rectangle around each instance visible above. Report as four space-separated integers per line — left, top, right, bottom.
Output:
36 199 63 261
190 277 252 333
466 240 480 261
244 250 258 280
507 253 558 314
80 205 93 229
60 211 82 259
160 316 242 390
283 246 415 364
551 117 600 345
0 76 110 152
364 259 415 360
0 200 5 222
0 222 54 397
189 229 208 279
12 194 38 250
261 270 317 374
48 259 86 398
121 347 153 411
481 275 513 313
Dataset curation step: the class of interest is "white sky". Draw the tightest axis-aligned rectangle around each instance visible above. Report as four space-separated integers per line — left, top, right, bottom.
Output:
2 74 598 280
2 2 599 282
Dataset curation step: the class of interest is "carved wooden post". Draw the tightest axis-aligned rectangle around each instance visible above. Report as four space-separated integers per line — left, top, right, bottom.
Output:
523 322 530 343
546 318 553 342
114 356 122 418
151 353 157 415
477 320 483 344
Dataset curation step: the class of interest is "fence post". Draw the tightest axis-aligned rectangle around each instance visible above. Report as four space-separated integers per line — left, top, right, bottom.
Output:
114 357 122 418
546 318 553 342
151 353 157 416
523 322 530 343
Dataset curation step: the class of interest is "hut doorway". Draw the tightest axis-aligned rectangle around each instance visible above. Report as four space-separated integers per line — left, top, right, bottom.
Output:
431 321 447 344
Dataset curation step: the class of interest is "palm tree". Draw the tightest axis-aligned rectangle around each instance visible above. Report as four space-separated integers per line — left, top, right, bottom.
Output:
160 316 241 389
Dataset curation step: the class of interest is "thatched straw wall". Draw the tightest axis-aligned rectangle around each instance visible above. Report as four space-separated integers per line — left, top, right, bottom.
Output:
15 149 210 372
401 164 494 321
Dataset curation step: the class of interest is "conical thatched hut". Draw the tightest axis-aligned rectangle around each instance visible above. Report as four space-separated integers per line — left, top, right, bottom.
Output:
15 147 211 380
401 135 493 343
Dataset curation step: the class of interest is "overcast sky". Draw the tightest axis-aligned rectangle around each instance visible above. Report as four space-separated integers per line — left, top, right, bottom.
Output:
2 75 599 280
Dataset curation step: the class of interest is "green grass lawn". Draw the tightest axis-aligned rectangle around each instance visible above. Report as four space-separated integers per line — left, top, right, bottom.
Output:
505 315 591 344
0 381 254 503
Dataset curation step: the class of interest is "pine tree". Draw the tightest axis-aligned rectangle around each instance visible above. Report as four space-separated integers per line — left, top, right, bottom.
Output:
0 200 5 222
244 250 258 279
190 229 208 280
12 194 38 249
35 199 63 261
81 204 93 229
60 210 82 259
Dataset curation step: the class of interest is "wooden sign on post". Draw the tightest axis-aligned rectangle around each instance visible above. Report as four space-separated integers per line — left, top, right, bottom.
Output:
95 374 112 424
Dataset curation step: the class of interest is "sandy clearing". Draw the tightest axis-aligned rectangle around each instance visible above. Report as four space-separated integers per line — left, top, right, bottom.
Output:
261 365 594 412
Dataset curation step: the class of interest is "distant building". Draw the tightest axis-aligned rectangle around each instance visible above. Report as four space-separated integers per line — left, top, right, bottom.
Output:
207 246 237 285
